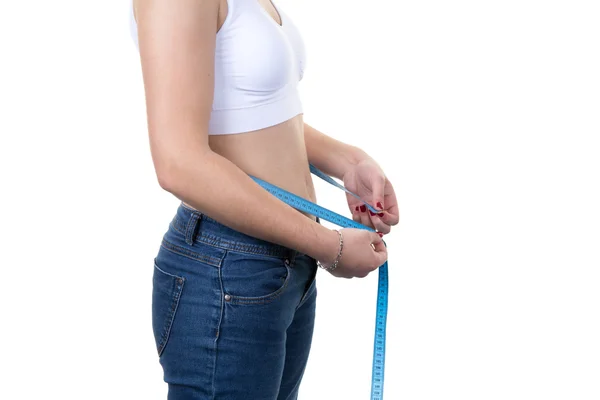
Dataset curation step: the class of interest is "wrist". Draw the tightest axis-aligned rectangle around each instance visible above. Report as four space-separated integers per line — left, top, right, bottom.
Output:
337 146 368 177
313 226 341 265
340 146 371 178
317 229 343 271
348 145 370 165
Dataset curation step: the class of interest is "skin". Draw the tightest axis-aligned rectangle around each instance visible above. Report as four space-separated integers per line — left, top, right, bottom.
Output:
133 0 398 278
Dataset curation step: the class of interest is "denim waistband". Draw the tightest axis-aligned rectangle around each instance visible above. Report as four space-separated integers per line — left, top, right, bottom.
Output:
170 202 320 259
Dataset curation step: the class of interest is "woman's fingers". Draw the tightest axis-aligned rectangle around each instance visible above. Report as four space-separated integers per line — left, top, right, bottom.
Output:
370 233 388 269
360 212 375 230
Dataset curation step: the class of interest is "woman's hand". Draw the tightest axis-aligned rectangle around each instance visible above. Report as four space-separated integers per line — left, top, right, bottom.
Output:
319 228 388 279
343 158 400 235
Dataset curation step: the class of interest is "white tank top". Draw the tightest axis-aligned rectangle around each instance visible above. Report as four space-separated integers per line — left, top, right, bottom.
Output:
129 0 307 135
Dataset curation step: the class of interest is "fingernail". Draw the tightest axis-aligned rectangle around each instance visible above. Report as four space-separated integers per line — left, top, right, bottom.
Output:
377 202 383 209
378 232 384 237
378 213 384 217
369 210 376 216
360 205 366 212
355 206 359 211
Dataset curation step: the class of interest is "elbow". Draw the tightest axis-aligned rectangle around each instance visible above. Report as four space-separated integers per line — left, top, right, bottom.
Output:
156 163 178 193
154 146 213 193
156 169 175 192
154 153 184 193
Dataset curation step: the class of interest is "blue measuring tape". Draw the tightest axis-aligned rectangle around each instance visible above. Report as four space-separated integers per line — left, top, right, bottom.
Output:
249 164 388 400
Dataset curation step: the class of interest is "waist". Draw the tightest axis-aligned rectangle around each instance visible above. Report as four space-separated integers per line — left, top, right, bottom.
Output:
188 114 317 221
172 201 320 259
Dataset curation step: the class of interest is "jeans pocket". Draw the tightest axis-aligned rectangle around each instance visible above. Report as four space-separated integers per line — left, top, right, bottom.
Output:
221 250 291 305
152 258 185 357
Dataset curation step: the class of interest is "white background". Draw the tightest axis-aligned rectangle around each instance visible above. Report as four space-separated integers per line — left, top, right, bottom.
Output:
1 0 599 399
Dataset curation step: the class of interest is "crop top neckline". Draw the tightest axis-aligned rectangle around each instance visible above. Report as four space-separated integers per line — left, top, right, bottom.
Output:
259 0 283 27
129 0 307 135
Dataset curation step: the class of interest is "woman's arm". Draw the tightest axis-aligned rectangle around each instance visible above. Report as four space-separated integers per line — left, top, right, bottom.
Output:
304 123 399 233
135 0 339 263
303 122 369 180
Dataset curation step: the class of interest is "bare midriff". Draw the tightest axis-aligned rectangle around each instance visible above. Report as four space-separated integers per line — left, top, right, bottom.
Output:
182 114 318 222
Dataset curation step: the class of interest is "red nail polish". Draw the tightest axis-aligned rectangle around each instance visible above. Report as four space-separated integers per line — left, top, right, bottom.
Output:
369 210 376 216
378 232 383 237
355 206 359 211
360 205 366 212
378 213 384 217
377 202 383 209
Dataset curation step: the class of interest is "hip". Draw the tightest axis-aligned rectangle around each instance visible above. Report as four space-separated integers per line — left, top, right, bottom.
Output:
151 201 319 356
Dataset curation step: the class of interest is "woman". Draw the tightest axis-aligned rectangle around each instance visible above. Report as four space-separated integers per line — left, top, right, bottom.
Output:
129 0 399 398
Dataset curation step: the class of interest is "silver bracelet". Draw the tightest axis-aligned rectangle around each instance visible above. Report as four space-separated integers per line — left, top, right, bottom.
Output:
317 229 343 272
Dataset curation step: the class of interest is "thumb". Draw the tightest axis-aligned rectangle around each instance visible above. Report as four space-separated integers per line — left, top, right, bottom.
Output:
369 231 387 264
370 230 384 245
374 247 388 268
369 231 385 250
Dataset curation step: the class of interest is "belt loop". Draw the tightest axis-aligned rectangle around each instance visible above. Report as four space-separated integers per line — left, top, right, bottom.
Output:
185 212 202 245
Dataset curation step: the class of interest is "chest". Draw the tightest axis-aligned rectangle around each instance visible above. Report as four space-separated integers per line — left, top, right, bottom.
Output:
214 0 307 91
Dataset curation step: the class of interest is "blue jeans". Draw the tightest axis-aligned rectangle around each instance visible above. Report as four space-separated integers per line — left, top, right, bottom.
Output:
152 202 319 399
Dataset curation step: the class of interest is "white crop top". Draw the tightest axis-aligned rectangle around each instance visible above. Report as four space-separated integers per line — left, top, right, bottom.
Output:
129 0 307 135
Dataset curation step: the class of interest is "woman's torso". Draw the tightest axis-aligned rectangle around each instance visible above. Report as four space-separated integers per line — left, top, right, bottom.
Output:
206 113 317 223
132 0 317 222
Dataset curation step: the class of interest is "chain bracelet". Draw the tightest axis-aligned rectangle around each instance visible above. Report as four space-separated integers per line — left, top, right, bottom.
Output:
317 229 343 272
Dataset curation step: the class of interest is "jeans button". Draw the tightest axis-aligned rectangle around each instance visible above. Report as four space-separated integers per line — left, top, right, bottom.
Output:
224 294 231 302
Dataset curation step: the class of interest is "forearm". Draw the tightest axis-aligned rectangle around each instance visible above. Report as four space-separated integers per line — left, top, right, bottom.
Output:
304 122 369 180
160 149 340 263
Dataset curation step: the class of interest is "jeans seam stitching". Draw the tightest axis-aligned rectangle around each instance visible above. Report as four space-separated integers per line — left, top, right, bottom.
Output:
195 233 287 257
212 256 226 399
160 279 184 356
228 263 292 304
154 262 185 357
172 216 289 258
153 259 185 280
160 238 223 268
